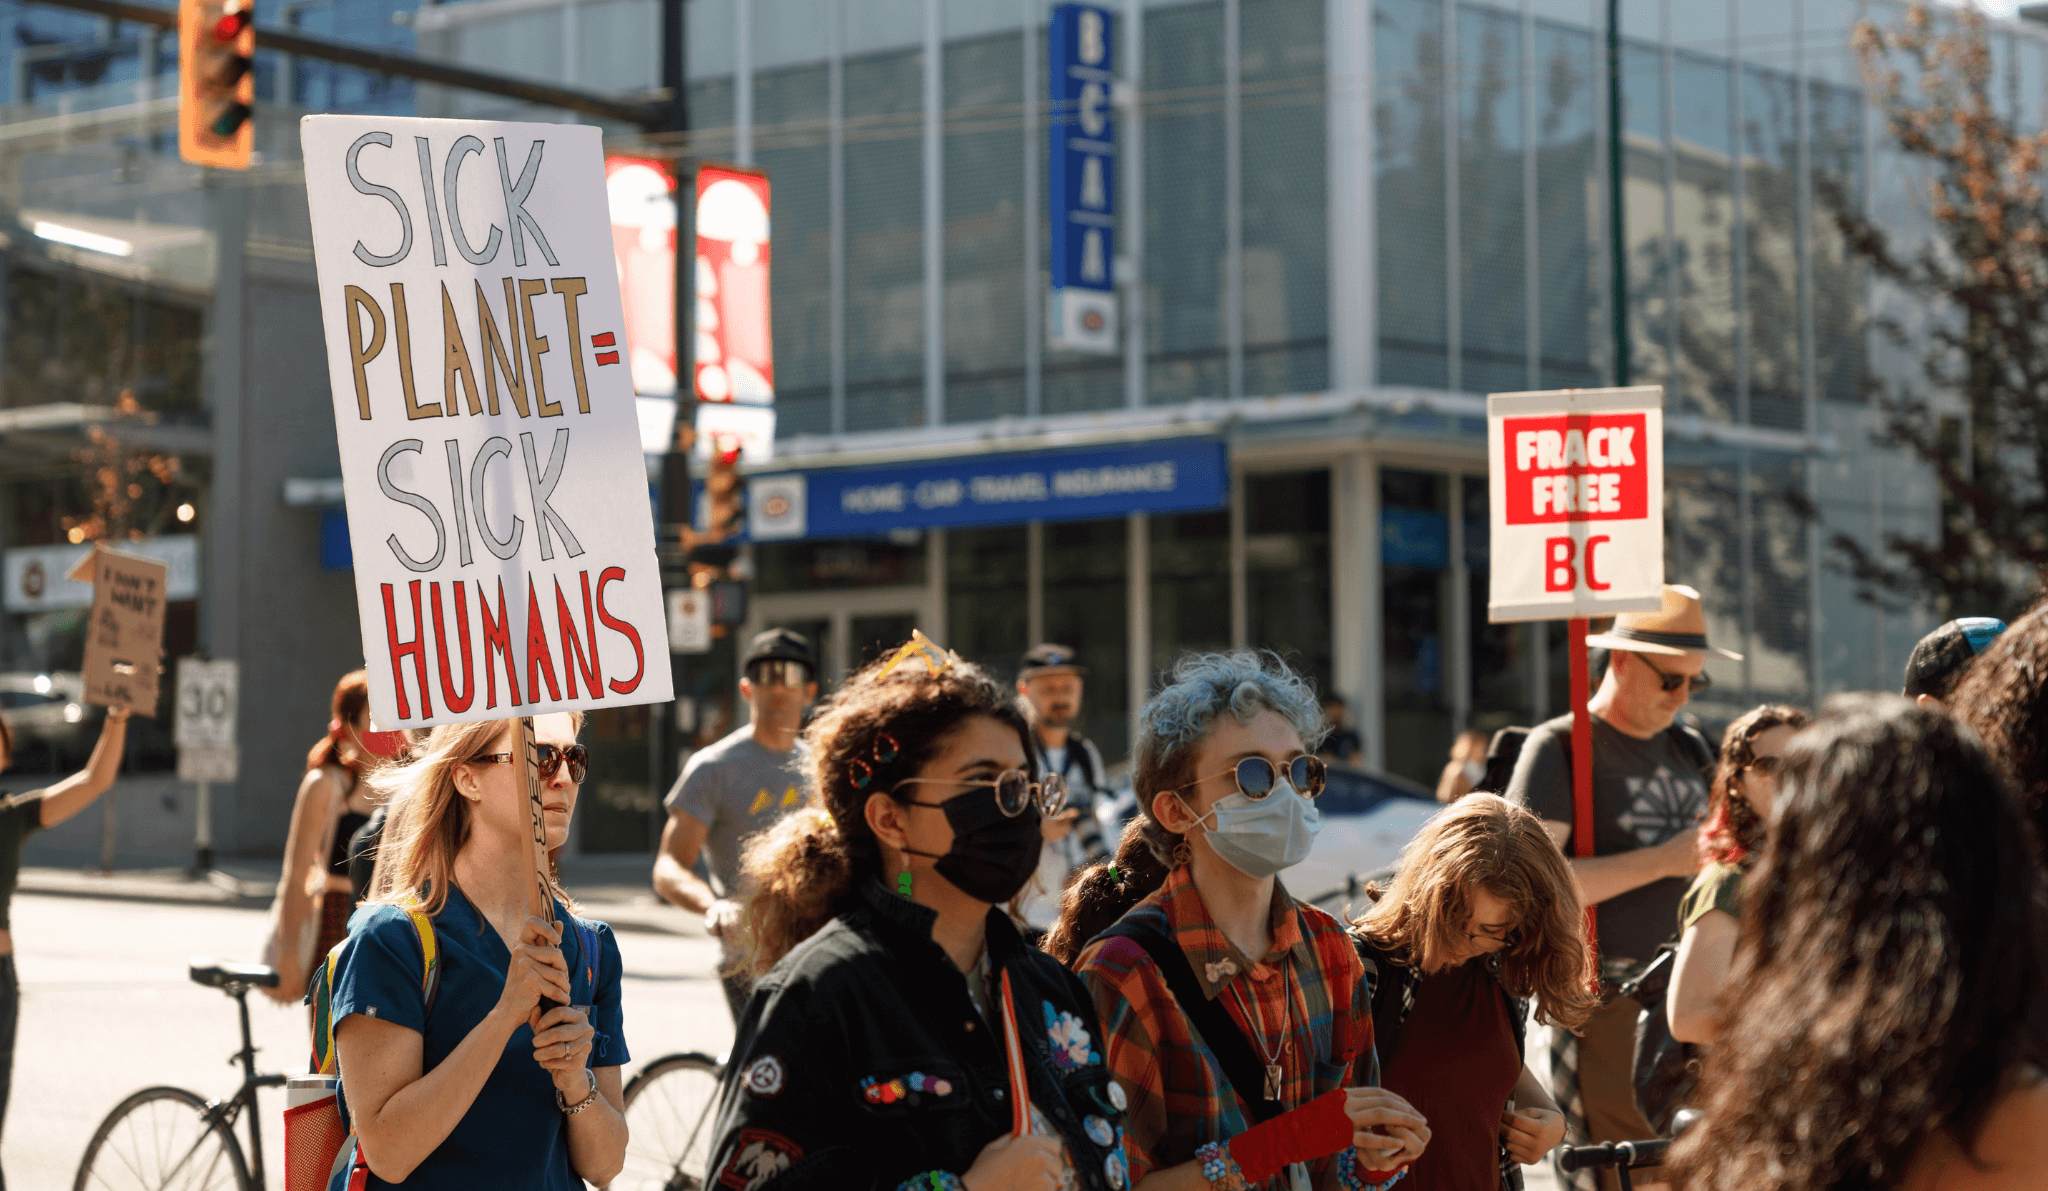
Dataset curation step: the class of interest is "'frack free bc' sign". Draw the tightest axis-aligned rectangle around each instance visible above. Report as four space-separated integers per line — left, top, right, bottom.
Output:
1486 386 1665 624
303 115 673 728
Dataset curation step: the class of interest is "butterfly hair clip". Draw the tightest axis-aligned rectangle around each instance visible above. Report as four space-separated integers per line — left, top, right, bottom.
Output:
873 629 958 682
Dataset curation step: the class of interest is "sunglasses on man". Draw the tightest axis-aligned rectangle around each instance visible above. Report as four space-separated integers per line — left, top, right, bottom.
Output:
747 659 812 689
1635 653 1712 694
469 742 589 784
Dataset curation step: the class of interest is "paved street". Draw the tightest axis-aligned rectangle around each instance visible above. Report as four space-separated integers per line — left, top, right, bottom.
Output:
11 888 728 1190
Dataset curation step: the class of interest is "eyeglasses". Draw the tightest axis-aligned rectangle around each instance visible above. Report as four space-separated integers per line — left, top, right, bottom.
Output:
1175 754 1327 801
469 742 588 784
1745 754 1782 776
897 770 1069 818
747 659 811 689
1636 654 1712 694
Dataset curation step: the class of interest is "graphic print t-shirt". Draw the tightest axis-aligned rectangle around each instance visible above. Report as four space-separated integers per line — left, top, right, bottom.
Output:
663 726 805 898
1506 712 1709 964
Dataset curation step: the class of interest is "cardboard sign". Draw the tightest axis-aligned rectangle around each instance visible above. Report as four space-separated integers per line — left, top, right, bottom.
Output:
302 115 674 728
79 546 168 715
1487 386 1666 623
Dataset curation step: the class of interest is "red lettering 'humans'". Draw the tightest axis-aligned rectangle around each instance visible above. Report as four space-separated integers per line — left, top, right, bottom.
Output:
382 580 435 721
596 566 644 695
478 578 523 709
525 578 563 703
431 581 476 713
555 573 603 699
1544 537 1577 592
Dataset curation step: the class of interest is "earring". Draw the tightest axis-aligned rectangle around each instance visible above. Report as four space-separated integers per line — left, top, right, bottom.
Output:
896 868 914 898
1171 838 1193 869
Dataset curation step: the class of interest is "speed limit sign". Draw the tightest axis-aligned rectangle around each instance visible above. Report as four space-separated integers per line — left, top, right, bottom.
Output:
175 658 238 751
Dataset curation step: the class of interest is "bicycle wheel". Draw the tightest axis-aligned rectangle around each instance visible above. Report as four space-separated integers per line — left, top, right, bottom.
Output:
613 1053 724 1191
74 1085 251 1191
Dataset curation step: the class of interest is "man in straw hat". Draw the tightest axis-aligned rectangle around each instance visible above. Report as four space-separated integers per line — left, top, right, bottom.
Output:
1505 584 1734 1189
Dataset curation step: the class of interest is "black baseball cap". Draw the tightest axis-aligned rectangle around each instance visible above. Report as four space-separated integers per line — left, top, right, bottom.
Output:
745 628 815 673
1902 617 2007 700
1019 643 1086 678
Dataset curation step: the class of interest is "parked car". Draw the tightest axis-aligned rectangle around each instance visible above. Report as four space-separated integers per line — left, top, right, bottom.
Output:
0 672 98 772
1088 762 1444 918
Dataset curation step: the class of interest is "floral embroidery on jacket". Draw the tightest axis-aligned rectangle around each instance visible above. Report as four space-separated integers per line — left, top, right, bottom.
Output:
1045 1003 1103 1070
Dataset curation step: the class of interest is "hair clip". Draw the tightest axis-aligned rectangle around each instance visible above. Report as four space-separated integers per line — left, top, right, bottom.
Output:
1106 864 1122 885
848 758 874 789
874 732 900 764
875 629 957 681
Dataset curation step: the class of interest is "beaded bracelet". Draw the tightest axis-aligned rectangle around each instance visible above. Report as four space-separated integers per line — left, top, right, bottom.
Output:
1335 1146 1408 1191
1193 1141 1249 1191
894 1173 966 1191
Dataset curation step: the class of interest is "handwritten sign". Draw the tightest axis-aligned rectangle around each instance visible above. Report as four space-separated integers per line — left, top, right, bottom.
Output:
302 115 674 728
78 546 169 715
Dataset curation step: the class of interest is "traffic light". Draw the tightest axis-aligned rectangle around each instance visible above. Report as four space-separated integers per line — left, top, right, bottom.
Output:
703 438 743 539
179 0 254 170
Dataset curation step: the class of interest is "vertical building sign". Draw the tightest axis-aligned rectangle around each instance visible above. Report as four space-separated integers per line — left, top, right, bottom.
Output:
1048 3 1118 355
694 162 777 456
606 155 678 397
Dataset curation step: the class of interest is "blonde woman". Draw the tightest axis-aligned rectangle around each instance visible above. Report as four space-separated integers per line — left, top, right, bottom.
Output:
330 712 629 1188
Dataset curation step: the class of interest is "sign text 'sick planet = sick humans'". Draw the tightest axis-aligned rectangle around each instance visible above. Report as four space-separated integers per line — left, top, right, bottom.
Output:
303 115 673 730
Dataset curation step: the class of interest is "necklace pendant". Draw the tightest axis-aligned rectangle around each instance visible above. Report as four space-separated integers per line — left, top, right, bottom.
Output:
1264 1063 1282 1101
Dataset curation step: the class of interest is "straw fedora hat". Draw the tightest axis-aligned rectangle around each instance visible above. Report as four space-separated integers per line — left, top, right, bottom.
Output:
1583 584 1743 660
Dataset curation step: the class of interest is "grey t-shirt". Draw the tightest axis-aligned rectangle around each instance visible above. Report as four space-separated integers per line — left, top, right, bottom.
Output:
1505 712 1710 965
662 726 805 898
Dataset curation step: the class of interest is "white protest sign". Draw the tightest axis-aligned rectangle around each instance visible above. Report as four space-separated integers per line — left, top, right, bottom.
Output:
1487 386 1666 623
304 115 673 728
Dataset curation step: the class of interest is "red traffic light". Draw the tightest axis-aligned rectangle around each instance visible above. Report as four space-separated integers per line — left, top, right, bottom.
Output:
211 0 249 40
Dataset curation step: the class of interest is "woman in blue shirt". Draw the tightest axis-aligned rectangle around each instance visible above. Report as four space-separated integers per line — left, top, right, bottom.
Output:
330 711 630 1188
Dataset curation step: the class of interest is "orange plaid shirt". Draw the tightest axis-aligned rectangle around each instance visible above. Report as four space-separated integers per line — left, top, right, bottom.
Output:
1073 865 1376 1188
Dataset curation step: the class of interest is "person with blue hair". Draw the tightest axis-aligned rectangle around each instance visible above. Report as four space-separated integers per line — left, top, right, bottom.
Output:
1045 651 1430 1191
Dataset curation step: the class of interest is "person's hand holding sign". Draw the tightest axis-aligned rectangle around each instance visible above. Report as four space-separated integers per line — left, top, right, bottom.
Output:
496 916 572 1029
531 1003 597 1093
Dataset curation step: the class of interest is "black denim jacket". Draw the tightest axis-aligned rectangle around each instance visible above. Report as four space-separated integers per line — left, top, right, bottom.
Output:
707 878 1130 1191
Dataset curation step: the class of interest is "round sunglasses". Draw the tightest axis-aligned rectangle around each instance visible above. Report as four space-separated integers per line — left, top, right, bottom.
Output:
896 769 1068 818
1174 754 1327 801
468 742 589 785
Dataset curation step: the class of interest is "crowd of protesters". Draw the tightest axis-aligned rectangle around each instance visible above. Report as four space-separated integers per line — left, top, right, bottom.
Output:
18 572 2045 1190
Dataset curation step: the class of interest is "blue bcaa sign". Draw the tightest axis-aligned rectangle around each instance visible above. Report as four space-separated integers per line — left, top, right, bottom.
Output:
748 440 1227 540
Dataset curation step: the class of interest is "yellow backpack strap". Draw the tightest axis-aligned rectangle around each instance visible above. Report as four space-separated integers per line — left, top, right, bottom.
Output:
312 938 349 1076
402 901 442 1014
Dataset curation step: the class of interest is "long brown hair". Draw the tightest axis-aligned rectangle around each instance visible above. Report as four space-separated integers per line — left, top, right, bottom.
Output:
734 651 1034 977
1667 695 2048 1191
1352 794 1596 1030
305 670 372 773
366 715 580 916
1949 595 2048 847
1041 651 1325 966
1696 703 1808 867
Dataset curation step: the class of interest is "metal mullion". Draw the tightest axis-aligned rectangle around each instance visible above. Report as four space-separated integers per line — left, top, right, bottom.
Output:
1224 0 1243 399
1523 0 1537 390
1444 0 1460 393
735 0 752 164
924 0 944 427
1796 0 1821 698
829 0 846 434
1024 0 1042 418
1124 0 1145 410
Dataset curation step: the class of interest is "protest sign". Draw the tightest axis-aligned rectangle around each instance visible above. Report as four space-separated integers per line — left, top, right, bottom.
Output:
302 115 674 731
78 546 168 716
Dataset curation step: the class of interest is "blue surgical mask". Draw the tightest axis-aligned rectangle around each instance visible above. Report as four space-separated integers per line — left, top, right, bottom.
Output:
1188 783 1322 879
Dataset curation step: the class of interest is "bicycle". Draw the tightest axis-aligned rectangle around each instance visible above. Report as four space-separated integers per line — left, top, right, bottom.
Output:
74 958 289 1191
612 1051 724 1191
1555 1110 1701 1191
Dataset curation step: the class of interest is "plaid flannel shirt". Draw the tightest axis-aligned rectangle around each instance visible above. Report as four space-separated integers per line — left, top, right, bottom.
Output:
1074 865 1376 1188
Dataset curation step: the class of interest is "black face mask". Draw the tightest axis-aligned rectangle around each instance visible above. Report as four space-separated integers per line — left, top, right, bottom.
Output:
903 786 1044 905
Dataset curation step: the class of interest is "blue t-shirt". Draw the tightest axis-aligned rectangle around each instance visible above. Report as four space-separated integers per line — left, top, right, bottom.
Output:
331 888 630 1189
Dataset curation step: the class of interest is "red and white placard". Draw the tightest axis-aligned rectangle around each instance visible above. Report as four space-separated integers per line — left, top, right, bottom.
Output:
1487 386 1666 623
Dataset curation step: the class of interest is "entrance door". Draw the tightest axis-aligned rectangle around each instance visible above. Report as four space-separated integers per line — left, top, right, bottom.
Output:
745 585 934 692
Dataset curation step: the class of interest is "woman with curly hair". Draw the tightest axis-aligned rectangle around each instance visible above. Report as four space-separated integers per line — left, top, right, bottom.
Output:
1350 794 1595 1189
1949 596 2048 849
1666 695 2048 1191
1046 651 1428 1191
1664 703 1806 1045
708 635 1127 1191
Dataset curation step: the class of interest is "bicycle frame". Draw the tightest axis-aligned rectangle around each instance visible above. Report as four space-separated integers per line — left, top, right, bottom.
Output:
210 982 288 1190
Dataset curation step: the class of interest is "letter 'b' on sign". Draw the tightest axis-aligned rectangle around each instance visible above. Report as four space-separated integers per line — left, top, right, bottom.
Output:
1486 386 1665 624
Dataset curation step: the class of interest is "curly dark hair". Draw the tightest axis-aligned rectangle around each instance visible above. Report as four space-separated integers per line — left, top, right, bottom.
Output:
732 648 1034 977
1666 694 2048 1191
1948 595 2048 848
1695 703 1808 867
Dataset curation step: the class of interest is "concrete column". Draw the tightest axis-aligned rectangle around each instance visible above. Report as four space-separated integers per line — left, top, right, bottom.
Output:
1328 0 1375 393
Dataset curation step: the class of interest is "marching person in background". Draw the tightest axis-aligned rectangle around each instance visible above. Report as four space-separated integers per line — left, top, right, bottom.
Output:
1351 794 1596 1189
1668 696 2048 1191
709 636 1121 1190
1317 694 1364 766
0 702 128 1191
1016 643 1110 930
1901 616 2007 707
1948 599 2048 851
1434 729 1491 803
264 669 402 1008
1503 585 1727 1191
337 711 629 1188
653 627 817 1022
1048 651 1430 1191
1665 704 1807 1046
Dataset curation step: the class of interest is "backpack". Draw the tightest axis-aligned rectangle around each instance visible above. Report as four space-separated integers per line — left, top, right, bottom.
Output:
1619 942 1696 1136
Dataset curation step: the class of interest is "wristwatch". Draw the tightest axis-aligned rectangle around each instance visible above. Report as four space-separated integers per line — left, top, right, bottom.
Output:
557 1069 600 1115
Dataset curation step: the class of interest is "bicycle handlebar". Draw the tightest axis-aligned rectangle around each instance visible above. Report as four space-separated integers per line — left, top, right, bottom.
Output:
1556 1138 1672 1173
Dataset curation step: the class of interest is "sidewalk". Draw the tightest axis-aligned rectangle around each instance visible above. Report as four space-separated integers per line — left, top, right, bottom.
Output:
17 852 708 938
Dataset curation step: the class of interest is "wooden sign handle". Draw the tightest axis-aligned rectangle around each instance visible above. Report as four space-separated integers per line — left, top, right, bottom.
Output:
517 716 563 1013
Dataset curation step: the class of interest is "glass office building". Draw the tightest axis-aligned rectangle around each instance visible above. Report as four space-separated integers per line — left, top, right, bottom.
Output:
0 0 2011 854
